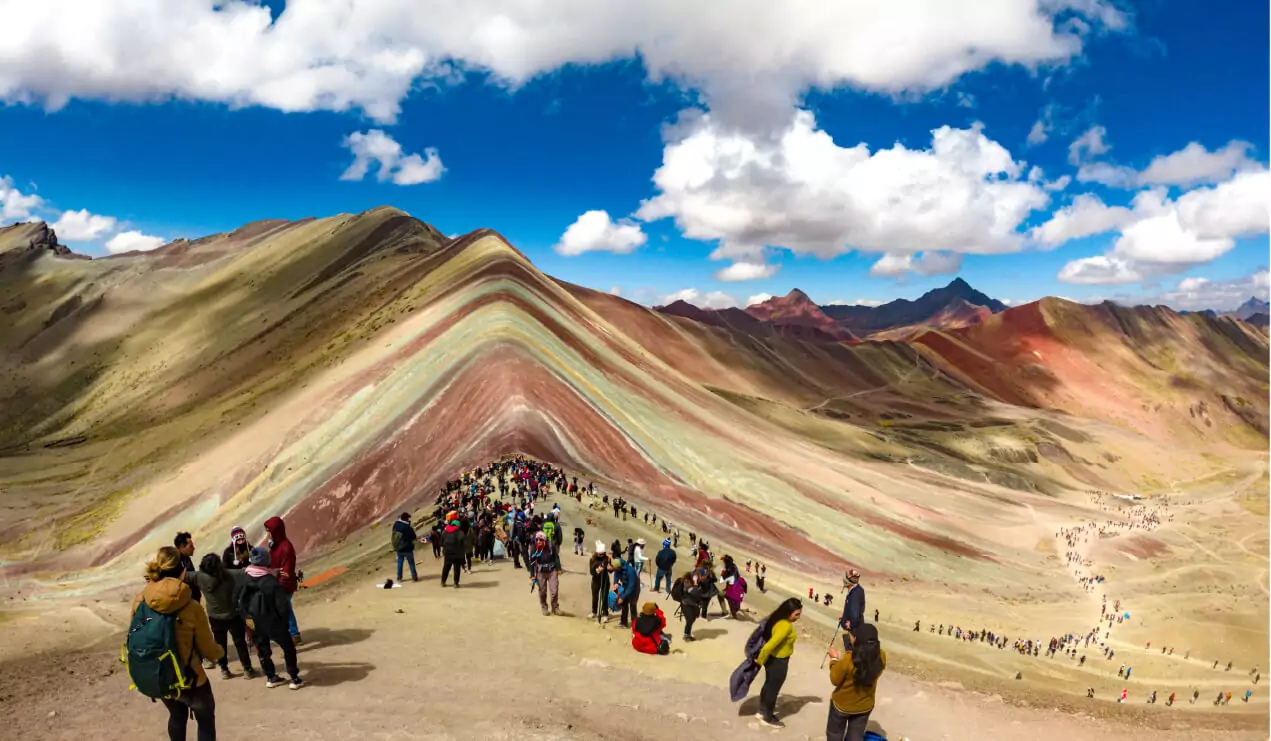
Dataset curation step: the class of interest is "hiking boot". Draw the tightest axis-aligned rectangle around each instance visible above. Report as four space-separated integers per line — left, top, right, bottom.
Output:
202 658 217 670
265 676 287 689
760 715 785 728
220 667 233 680
289 678 305 691
684 634 696 642
291 634 303 645
587 612 596 619
551 606 561 616
600 615 609 624
542 606 550 616
244 667 259 679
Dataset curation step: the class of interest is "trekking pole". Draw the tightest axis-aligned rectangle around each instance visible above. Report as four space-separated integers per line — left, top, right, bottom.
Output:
819 626 842 669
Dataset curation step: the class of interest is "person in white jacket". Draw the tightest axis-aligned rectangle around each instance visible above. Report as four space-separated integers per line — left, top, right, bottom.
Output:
633 538 648 584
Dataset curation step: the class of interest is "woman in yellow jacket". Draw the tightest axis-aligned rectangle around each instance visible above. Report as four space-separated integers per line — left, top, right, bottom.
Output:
826 623 885 741
755 597 803 728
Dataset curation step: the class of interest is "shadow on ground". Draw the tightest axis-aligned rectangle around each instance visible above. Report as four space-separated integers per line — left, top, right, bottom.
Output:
296 628 374 652
301 661 376 687
737 694 823 719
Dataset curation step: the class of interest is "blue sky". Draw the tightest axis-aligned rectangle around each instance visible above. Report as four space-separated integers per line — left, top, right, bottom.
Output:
0 1 1266 311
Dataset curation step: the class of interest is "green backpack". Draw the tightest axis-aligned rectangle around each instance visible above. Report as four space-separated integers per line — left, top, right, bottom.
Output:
541 520 556 543
121 601 195 701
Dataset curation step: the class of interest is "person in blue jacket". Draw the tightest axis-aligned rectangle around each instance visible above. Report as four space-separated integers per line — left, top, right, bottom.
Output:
613 557 641 628
838 569 865 649
392 512 419 582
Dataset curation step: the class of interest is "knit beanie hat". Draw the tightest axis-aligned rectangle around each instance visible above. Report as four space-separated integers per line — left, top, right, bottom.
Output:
662 538 671 548
249 546 271 567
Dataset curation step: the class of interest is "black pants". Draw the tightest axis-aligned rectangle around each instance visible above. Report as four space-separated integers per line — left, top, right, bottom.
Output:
682 604 700 636
253 627 299 681
620 593 639 626
590 577 610 616
209 616 253 671
442 556 463 585
760 656 790 718
465 550 473 570
432 543 442 559
162 680 215 741
826 704 871 741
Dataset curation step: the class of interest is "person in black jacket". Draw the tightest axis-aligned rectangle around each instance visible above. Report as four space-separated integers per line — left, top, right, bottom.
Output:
236 547 303 689
223 526 252 569
838 569 866 650
392 512 418 582
654 539 677 594
186 552 257 680
441 515 465 587
174 532 201 603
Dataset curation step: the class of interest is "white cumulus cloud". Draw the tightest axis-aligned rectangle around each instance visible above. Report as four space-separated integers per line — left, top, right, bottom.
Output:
636 111 1050 270
746 292 774 306
826 298 884 307
869 251 964 278
50 208 118 241
0 1 1127 132
554 210 647 256
716 262 779 282
1057 168 1271 284
660 288 739 310
1138 141 1259 188
341 129 444 185
1145 269 1270 312
0 176 44 221
1030 193 1133 246
105 230 166 254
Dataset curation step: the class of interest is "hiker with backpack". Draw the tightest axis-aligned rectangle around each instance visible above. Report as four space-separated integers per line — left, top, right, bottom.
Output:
391 512 419 583
573 527 586 556
263 516 301 644
754 598 804 728
185 553 257 680
588 541 613 622
127 546 223 741
632 602 671 655
653 538 677 594
237 546 304 690
672 569 712 641
613 555 641 628
529 531 563 616
826 623 886 741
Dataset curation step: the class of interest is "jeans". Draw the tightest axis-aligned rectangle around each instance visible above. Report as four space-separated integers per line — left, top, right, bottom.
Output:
536 570 559 610
442 556 463 585
254 627 300 681
208 616 253 672
161 680 216 741
654 569 672 593
396 551 417 581
826 704 871 741
760 656 790 719
285 594 299 638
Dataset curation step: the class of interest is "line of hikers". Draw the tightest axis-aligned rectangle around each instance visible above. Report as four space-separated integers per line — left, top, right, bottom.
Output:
125 517 305 741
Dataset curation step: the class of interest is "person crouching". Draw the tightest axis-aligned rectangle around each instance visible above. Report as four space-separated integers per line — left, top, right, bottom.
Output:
632 602 671 655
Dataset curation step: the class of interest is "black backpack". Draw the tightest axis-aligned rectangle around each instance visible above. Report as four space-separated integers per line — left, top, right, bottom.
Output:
122 601 195 701
670 577 685 603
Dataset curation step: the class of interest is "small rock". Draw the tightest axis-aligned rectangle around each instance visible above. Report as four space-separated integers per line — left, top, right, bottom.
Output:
48 711 56 718
395 608 404 614
676 713 688 721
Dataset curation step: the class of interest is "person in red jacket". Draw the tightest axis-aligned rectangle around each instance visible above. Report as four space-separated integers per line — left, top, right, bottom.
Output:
632 602 670 655
264 516 302 644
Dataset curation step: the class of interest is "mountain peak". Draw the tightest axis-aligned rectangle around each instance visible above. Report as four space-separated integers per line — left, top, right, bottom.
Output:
785 288 812 302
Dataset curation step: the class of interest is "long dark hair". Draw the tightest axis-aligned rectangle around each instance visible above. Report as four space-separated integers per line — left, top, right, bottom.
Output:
850 623 884 687
762 597 803 641
199 552 227 589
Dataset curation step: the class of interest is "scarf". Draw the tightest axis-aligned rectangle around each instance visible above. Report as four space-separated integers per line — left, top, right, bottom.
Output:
246 565 275 578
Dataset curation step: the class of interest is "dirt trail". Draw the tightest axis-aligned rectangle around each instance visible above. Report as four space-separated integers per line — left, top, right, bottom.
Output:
4 493 1264 741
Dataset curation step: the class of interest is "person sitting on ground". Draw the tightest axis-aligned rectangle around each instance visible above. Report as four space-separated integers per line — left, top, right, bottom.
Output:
826 623 886 741
186 552 257 680
131 546 224 740
632 602 671 655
